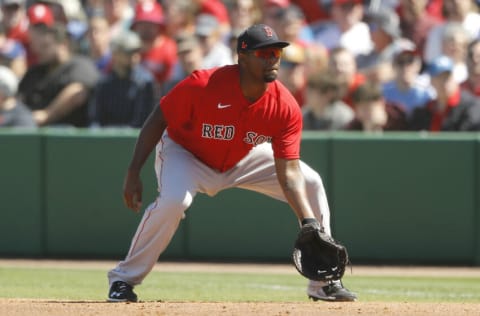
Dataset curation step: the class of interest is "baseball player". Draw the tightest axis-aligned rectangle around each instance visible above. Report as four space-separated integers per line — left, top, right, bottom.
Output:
107 24 356 302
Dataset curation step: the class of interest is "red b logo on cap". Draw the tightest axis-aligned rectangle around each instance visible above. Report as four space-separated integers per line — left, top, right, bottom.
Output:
263 26 273 37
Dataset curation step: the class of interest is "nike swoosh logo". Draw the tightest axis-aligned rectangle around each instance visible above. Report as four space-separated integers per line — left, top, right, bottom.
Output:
217 103 232 109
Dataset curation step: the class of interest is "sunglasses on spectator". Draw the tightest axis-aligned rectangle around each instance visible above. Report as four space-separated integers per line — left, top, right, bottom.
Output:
250 47 283 60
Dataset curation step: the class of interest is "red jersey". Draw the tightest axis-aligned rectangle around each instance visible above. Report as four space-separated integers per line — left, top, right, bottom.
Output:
160 65 303 172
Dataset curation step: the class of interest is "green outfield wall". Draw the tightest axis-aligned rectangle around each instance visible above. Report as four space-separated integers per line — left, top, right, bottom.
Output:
1 129 479 265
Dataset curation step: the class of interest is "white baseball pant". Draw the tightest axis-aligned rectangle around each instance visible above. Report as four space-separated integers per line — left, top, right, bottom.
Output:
108 131 332 289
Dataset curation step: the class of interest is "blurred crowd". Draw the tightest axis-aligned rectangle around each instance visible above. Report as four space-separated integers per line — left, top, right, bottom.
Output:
2 0 480 132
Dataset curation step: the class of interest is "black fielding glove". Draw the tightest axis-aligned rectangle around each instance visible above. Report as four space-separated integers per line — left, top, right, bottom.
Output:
292 218 348 281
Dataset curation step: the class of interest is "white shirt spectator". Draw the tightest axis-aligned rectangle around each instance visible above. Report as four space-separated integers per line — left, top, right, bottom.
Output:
424 12 480 63
201 41 233 69
314 21 373 56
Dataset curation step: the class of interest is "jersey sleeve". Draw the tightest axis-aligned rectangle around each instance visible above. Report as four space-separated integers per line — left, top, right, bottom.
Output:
271 89 303 160
160 78 193 131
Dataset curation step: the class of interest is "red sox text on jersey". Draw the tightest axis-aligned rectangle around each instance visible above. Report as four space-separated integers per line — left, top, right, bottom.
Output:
201 123 272 145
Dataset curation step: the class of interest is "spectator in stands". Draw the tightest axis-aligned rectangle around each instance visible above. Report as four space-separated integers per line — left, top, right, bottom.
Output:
0 23 26 78
162 0 198 38
194 14 233 69
0 0 29 53
357 8 415 84
102 0 134 39
83 0 102 17
461 39 480 96
439 22 470 83
424 0 480 64
328 46 366 108
278 42 306 107
260 0 290 32
303 42 329 78
269 3 315 45
409 55 480 131
26 2 55 67
398 0 441 56
274 4 316 47
89 30 154 128
131 1 177 97
194 0 231 40
226 0 261 33
268 3 327 75
163 32 204 94
0 65 35 127
18 24 100 127
290 0 331 25
225 0 261 55
313 0 373 56
302 72 354 130
86 13 112 75
347 81 407 132
382 49 434 117
37 0 89 45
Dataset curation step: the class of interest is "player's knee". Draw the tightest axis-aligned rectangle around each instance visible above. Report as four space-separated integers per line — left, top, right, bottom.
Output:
304 170 324 189
155 191 193 214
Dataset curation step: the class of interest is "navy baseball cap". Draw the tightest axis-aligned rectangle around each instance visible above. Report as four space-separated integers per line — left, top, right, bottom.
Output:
237 24 289 52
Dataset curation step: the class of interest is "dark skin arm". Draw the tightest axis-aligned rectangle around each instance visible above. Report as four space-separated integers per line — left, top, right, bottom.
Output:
274 158 316 221
123 106 167 212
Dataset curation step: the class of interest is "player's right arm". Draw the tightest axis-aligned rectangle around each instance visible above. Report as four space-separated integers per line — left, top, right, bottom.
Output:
123 105 167 212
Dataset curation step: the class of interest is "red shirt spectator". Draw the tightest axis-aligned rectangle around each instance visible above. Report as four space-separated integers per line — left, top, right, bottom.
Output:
131 1 177 88
343 72 366 108
328 47 367 108
198 0 230 24
26 3 55 66
1 0 29 49
428 88 460 131
140 38 177 84
426 0 444 21
291 0 331 24
410 55 480 131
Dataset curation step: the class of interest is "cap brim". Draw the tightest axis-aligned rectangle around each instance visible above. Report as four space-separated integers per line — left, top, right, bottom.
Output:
249 41 290 50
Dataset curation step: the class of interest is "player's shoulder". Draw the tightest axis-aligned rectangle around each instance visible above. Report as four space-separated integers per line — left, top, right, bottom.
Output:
270 80 300 107
189 65 238 86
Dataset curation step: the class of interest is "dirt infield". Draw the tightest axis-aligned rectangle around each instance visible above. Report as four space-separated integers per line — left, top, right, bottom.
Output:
2 260 480 315
2 299 480 316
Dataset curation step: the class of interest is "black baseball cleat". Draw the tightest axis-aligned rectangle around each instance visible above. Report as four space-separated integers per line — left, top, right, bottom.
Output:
108 281 138 302
307 280 357 302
